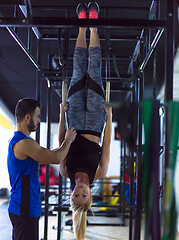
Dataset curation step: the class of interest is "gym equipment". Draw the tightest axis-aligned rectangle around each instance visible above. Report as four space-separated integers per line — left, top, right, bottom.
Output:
62 81 67 107
163 102 179 240
1 2 174 239
105 81 110 103
142 99 161 240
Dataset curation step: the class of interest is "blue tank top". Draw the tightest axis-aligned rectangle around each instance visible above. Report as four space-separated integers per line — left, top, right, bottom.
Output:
7 131 42 217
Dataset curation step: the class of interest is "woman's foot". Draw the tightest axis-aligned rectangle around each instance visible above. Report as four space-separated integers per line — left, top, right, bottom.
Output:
88 2 100 19
76 3 88 19
76 3 88 31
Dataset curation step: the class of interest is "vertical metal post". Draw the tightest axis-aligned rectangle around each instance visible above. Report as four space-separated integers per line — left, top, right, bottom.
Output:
163 0 175 235
133 74 144 240
44 80 52 240
156 0 160 20
36 39 42 143
119 140 125 224
148 29 151 53
164 0 174 171
36 39 42 101
104 10 111 83
13 5 18 33
57 174 62 240
27 27 32 52
164 0 174 102
129 151 134 240
56 22 71 237
138 72 144 234
24 0 32 23
133 35 144 240
64 9 70 81
119 140 122 214
129 84 136 240
122 141 126 224
153 50 157 99
153 0 159 100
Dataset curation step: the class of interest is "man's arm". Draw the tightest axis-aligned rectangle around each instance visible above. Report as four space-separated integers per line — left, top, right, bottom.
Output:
58 103 68 146
94 107 112 180
14 127 76 164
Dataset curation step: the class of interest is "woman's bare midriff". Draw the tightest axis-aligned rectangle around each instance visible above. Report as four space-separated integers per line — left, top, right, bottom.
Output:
81 133 100 144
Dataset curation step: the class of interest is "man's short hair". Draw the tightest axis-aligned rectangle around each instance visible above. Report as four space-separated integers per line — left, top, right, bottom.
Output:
15 97 41 122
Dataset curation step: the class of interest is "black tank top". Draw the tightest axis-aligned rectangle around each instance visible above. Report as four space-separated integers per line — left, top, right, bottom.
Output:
66 134 101 185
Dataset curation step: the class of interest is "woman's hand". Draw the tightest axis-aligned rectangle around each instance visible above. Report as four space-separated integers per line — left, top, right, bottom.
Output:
104 104 112 116
58 103 68 146
60 103 68 116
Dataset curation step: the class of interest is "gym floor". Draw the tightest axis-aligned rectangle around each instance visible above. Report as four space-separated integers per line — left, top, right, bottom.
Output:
1 198 179 240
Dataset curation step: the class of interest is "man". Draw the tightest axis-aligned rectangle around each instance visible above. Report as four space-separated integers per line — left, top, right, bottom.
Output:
7 97 76 240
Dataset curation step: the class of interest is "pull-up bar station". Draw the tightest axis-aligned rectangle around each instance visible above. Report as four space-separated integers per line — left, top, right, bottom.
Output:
0 0 177 240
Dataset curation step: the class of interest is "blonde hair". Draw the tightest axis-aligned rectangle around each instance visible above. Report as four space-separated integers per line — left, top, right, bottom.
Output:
70 197 92 240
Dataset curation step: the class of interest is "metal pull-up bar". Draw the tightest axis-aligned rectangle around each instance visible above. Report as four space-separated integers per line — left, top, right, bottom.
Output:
0 17 167 29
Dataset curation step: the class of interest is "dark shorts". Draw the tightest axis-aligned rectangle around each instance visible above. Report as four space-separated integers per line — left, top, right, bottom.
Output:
66 47 107 137
9 212 40 240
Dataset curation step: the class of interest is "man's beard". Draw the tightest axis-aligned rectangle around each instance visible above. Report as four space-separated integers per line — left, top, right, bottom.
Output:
27 118 36 132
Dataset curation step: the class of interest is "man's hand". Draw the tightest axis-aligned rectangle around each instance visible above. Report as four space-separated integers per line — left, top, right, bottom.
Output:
65 127 77 144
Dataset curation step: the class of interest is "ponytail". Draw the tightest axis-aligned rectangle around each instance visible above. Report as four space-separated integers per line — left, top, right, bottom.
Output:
70 197 92 240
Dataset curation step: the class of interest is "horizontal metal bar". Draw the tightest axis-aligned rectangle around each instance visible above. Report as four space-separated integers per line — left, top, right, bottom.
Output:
45 76 133 83
0 0 24 5
41 202 135 209
0 17 167 29
42 70 132 78
31 5 149 11
42 70 132 74
87 222 124 226
42 34 139 41
43 74 133 82
46 58 131 69
0 2 149 12
108 89 133 92
51 86 133 92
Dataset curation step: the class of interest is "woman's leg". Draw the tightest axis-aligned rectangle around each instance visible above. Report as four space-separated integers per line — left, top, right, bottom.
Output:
84 29 107 135
68 28 87 90
66 28 88 130
89 28 100 48
75 28 87 49
88 28 103 88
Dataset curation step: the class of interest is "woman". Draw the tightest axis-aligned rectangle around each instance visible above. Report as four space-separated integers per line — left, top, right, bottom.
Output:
58 2 112 239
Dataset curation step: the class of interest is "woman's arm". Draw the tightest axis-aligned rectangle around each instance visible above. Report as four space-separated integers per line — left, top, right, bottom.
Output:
94 107 112 180
59 159 69 178
58 103 68 146
58 103 70 177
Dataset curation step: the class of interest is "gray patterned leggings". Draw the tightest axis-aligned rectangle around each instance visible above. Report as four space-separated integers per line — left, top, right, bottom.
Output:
66 47 106 137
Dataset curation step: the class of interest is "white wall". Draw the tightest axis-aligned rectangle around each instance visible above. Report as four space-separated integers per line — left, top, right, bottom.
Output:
0 100 15 190
106 122 121 177
0 99 15 129
0 127 14 190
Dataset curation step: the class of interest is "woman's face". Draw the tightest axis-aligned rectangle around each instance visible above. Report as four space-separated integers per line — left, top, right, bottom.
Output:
71 182 92 205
